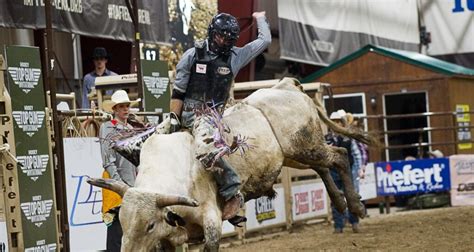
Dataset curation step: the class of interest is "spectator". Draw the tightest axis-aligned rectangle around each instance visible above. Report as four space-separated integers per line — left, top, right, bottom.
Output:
82 47 117 108
99 90 139 251
326 110 360 233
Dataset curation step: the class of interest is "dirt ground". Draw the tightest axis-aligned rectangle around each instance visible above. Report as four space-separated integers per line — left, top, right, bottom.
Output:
223 206 474 251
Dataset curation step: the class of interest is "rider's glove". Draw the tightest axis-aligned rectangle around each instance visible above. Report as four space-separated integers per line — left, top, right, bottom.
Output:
170 112 181 133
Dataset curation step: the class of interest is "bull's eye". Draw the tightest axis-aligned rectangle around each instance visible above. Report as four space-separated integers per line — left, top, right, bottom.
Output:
146 222 156 233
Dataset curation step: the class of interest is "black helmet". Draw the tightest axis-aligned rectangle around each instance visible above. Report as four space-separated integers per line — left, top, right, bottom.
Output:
208 13 240 56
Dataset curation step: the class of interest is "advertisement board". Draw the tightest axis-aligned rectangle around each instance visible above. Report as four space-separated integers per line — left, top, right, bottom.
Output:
375 158 451 196
245 186 286 231
291 180 328 221
221 221 235 236
141 60 170 124
359 163 377 200
0 1 169 44
5 45 59 251
63 138 107 250
449 155 474 206
455 104 472 150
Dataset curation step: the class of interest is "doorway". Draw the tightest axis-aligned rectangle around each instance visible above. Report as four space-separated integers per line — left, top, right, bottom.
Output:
383 92 430 161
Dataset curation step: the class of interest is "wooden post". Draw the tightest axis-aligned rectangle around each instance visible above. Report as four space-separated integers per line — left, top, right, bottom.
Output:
452 112 459 154
44 0 69 249
0 52 24 251
281 167 293 230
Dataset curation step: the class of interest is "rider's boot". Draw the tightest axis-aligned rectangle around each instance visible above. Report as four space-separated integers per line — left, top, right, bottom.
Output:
200 155 243 220
213 157 243 220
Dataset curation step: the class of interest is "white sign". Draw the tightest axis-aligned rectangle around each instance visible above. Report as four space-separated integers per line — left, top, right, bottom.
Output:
12 107 45 137
20 195 54 227
7 64 41 94
17 149 49 181
245 186 286 231
143 72 170 99
0 221 9 252
420 0 474 56
450 155 474 206
24 239 56 252
291 180 328 221
221 221 235 235
359 163 377 200
63 138 106 251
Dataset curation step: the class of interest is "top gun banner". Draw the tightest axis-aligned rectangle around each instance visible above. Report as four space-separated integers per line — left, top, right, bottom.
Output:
0 0 169 44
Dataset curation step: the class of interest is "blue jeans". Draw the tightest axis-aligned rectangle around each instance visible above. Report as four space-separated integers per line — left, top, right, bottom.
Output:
331 178 359 229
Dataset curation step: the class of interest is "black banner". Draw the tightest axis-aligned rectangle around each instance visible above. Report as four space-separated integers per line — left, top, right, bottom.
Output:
0 0 169 44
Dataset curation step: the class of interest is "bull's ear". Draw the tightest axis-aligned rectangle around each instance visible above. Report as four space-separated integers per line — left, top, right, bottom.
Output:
87 178 129 197
165 211 186 227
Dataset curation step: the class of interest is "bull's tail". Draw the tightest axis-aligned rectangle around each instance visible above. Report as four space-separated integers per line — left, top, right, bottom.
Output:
312 96 376 146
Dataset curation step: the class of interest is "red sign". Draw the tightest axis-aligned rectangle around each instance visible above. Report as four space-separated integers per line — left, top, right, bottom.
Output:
311 189 325 211
294 192 309 215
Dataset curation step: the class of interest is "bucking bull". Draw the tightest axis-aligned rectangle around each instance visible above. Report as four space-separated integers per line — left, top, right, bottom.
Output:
88 78 374 251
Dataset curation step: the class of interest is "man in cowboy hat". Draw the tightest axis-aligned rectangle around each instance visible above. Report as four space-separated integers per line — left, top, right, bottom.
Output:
82 47 118 109
326 110 362 233
99 90 140 251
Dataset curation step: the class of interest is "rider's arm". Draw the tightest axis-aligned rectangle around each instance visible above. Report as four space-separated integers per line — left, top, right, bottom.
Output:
231 13 271 75
171 48 196 117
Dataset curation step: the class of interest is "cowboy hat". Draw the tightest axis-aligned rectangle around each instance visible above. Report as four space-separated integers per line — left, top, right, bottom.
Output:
92 47 110 60
428 149 444 158
330 111 342 120
102 90 141 113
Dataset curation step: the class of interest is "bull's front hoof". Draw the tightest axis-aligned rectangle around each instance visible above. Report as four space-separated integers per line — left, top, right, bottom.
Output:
333 199 347 214
349 201 366 219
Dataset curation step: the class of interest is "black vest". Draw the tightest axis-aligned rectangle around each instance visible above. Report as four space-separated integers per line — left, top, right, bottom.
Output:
184 40 234 105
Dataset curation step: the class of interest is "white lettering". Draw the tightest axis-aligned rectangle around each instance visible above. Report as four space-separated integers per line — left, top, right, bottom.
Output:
392 170 404 186
410 168 424 184
377 162 446 194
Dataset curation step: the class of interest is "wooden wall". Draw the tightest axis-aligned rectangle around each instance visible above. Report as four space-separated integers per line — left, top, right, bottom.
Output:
309 51 467 161
448 77 474 154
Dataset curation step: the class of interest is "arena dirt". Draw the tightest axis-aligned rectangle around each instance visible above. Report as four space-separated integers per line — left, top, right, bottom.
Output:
223 206 474 251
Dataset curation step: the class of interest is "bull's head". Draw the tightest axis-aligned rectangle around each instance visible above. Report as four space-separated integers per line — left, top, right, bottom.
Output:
87 178 199 251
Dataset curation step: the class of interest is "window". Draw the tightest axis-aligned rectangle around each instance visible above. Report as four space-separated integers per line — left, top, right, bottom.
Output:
323 93 366 117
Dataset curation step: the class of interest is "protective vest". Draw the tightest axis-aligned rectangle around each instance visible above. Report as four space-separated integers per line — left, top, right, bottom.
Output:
185 40 234 105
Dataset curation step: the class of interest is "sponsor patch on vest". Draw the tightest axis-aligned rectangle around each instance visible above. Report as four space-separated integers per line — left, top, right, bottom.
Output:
196 63 207 74
217 66 231 75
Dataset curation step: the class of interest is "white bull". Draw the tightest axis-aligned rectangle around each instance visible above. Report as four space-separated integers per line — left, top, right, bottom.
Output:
89 78 373 251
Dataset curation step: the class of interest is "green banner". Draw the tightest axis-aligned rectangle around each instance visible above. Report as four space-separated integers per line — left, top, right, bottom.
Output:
141 60 170 124
5 46 58 251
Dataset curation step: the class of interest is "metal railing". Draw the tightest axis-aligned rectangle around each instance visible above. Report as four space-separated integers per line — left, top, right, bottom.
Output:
358 110 474 160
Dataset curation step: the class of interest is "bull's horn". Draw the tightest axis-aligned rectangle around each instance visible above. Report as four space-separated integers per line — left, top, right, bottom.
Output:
87 178 129 197
155 194 199 208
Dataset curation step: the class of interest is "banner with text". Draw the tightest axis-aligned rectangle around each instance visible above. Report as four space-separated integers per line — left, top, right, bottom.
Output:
278 0 419 66
359 163 377 200
375 158 451 196
141 60 170 124
0 0 169 44
419 0 474 68
5 45 59 251
449 155 474 206
245 186 286 231
292 180 328 221
63 138 107 250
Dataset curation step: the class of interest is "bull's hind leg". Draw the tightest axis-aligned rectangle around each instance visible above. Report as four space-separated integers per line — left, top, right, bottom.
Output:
296 145 365 218
312 166 346 213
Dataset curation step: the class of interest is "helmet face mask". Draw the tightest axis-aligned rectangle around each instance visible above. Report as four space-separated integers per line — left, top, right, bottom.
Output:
208 13 240 56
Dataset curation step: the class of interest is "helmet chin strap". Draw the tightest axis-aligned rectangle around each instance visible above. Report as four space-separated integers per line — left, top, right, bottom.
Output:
208 36 232 56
